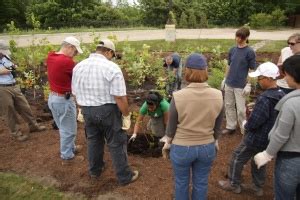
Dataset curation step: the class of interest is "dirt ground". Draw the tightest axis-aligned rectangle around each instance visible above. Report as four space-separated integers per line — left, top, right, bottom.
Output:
0 52 280 199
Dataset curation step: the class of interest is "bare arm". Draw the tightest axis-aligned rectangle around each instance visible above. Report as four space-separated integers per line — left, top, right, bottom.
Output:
114 95 129 116
133 115 144 134
163 111 169 126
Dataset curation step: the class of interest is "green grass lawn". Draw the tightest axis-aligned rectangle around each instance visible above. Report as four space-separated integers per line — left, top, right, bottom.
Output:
0 172 79 200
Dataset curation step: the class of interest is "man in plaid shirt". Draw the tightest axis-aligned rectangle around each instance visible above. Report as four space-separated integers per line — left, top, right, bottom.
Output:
72 39 138 185
218 62 285 196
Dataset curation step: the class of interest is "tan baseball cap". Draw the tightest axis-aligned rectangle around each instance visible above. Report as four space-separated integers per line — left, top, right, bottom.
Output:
97 39 116 57
63 36 83 54
0 40 11 56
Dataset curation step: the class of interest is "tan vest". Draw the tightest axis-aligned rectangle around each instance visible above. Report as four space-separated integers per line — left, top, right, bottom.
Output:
172 83 223 146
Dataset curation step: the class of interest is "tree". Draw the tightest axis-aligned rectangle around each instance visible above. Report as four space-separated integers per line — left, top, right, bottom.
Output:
179 12 188 28
188 9 197 28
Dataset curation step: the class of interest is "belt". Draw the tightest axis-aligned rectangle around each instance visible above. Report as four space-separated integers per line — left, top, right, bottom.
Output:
50 91 66 97
0 83 16 87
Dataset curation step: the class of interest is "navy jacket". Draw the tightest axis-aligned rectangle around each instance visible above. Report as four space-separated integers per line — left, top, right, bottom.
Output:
244 87 285 150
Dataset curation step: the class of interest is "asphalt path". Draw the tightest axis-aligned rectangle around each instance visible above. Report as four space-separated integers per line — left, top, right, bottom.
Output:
0 28 299 47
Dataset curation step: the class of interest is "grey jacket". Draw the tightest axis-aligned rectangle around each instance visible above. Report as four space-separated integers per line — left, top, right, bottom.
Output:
266 89 300 156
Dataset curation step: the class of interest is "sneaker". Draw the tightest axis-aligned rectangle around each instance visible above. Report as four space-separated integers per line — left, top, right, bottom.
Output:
62 155 84 166
218 180 241 194
241 183 263 196
73 145 83 154
11 130 29 142
222 129 236 135
130 170 139 183
29 124 46 133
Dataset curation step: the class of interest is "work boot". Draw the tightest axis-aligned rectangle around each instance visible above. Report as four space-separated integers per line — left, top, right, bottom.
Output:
29 123 46 133
218 180 241 194
62 155 84 166
11 130 29 142
241 183 264 196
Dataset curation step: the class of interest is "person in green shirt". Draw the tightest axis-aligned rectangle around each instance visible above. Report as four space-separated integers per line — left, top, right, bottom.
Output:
129 91 170 142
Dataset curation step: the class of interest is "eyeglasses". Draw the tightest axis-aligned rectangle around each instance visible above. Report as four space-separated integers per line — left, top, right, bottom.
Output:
287 42 300 46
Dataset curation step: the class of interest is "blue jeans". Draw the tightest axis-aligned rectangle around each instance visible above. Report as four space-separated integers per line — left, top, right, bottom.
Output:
170 143 216 200
81 104 134 185
48 94 77 159
274 153 300 200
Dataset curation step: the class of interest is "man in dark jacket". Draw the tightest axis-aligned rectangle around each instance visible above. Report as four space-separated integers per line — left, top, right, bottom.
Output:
218 62 285 196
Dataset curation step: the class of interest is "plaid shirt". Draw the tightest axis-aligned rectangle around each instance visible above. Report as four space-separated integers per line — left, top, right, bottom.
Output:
72 53 126 106
244 88 285 149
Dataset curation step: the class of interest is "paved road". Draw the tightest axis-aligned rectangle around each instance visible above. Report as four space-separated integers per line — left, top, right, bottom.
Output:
1 28 299 47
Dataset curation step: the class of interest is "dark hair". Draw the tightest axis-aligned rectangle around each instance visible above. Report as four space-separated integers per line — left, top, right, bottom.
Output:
236 27 250 43
282 55 300 84
96 46 114 56
146 91 162 107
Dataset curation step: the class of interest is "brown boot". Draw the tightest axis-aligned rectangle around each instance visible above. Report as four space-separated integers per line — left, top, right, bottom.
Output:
29 123 46 133
11 130 29 142
73 145 83 154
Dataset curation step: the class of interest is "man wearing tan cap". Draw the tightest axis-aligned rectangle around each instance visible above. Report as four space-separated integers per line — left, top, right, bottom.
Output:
46 36 83 165
72 39 139 185
0 40 45 141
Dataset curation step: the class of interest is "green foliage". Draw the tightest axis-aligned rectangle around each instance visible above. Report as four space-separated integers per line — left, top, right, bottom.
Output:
207 46 227 89
199 12 208 28
270 9 287 27
167 11 176 25
249 13 273 28
250 9 286 28
6 21 20 34
119 43 163 89
188 10 197 28
179 12 188 28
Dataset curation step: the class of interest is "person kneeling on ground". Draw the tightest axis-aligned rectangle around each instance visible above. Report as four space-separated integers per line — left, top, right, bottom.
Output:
129 91 170 143
218 62 285 196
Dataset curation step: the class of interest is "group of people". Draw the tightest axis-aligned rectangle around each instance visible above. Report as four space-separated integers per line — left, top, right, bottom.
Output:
0 27 299 199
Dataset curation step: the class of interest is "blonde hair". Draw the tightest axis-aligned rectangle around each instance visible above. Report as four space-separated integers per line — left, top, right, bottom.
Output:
185 68 208 83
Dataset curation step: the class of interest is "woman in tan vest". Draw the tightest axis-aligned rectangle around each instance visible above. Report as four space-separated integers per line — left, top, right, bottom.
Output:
163 53 224 200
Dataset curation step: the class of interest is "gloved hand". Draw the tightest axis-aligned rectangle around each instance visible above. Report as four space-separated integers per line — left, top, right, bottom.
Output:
215 140 219 152
77 108 84 123
242 83 251 97
128 133 137 143
254 151 273 169
122 113 131 130
162 142 171 159
220 78 226 91
159 135 172 143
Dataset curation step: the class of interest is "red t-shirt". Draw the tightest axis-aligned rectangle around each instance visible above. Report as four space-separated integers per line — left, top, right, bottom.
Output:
46 52 75 94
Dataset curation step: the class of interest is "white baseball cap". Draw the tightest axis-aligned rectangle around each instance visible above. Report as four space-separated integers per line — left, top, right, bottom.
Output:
249 62 279 79
0 40 11 56
97 39 116 57
63 36 83 54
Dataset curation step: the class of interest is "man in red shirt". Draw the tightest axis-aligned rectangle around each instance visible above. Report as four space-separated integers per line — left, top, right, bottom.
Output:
46 36 83 165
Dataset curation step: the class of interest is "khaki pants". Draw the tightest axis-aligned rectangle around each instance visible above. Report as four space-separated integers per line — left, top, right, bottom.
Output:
224 84 246 133
0 85 36 133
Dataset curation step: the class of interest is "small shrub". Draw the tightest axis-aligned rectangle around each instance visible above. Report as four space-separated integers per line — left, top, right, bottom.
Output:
167 11 176 25
270 9 287 27
249 13 272 28
179 12 188 28
188 10 197 28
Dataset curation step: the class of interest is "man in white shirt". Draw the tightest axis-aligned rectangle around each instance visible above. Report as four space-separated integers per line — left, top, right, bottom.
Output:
72 39 138 185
